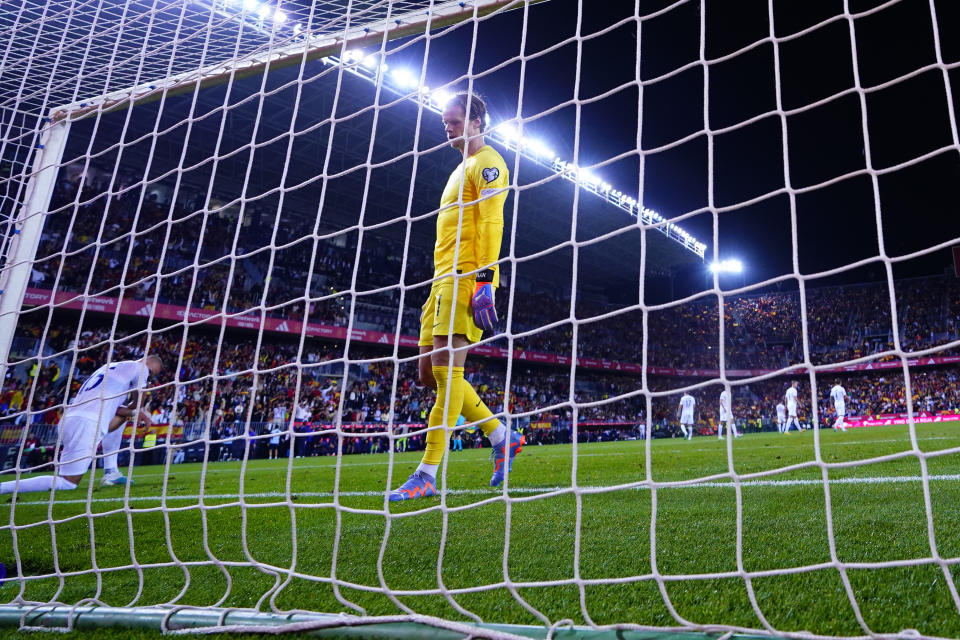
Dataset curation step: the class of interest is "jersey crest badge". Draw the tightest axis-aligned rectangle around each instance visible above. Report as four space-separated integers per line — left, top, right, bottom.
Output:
481 167 499 183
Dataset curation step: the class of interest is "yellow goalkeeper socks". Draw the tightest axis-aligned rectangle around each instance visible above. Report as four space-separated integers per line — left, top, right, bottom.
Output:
420 366 464 467
460 378 502 437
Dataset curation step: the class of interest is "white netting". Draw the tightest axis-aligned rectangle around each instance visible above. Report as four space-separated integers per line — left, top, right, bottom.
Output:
1 0 960 638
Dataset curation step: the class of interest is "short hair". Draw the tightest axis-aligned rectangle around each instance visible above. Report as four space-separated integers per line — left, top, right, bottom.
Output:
444 92 487 133
145 354 164 370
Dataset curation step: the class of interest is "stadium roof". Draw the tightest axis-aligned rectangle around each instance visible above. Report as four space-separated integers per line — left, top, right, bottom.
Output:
3 0 706 303
58 59 702 299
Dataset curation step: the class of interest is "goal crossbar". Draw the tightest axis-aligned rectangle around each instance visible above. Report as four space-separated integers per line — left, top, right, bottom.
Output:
50 0 533 123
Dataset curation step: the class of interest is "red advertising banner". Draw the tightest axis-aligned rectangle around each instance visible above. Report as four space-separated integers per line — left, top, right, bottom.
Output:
23 289 960 379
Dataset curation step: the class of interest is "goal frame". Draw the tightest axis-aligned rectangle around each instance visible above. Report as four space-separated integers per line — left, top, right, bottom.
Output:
0 0 525 387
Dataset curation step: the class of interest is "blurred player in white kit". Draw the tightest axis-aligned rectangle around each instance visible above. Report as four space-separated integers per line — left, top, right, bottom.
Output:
718 389 739 439
830 382 848 432
0 356 163 495
784 381 803 432
678 393 696 440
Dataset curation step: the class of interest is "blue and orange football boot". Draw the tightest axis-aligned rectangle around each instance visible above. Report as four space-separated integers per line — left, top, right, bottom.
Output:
388 471 437 502
490 431 525 487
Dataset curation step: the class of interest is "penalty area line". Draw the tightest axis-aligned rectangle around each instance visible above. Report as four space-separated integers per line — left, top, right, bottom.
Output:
10 473 960 506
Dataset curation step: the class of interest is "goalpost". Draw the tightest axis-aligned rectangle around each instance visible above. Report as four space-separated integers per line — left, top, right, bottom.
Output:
1 0 959 638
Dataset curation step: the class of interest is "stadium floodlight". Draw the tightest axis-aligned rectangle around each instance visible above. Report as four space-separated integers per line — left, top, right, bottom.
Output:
710 259 744 274
390 68 418 89
498 122 519 141
273 10 286 23
242 0 258 10
431 88 453 107
256 4 271 19
526 138 554 160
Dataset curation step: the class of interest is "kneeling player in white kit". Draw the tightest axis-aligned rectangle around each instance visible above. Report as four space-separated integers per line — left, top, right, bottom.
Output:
718 389 740 439
0 356 162 495
784 381 802 432
776 402 786 433
678 393 696 440
830 383 848 432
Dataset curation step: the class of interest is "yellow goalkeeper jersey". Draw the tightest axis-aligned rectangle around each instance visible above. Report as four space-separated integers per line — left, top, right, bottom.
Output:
433 144 509 287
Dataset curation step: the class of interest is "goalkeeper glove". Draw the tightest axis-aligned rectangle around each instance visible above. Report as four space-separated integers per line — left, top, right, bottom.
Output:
471 269 497 332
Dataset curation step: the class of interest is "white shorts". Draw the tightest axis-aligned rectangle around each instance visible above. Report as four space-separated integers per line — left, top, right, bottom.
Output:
719 411 732 423
777 416 785 424
787 404 797 417
834 403 845 417
680 413 694 425
58 416 102 476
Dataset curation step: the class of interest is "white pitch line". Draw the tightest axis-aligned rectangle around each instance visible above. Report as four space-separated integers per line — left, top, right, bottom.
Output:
10 473 960 507
121 435 960 479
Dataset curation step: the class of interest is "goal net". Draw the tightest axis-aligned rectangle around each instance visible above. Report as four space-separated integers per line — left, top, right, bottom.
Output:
1 0 959 637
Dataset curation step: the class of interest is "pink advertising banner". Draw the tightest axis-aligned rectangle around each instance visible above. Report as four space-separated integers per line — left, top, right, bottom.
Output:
845 413 960 428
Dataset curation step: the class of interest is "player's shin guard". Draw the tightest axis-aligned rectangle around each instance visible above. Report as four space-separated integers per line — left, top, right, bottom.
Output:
420 366 465 468
460 379 502 440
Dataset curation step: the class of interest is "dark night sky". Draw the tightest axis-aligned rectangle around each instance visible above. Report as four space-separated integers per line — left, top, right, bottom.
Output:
376 0 960 292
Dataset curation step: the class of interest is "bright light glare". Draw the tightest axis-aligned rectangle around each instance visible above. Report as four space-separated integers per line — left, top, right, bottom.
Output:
361 54 378 68
498 123 519 141
273 10 286 22
242 0 258 10
710 259 744 274
256 4 271 18
526 138 554 160
579 170 601 186
293 23 302 34
432 89 453 107
390 68 418 89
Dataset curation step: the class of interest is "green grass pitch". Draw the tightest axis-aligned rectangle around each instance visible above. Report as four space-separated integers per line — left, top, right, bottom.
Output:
3 423 960 637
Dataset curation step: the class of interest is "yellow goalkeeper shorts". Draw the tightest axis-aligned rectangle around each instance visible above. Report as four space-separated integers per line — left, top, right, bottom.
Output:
419 277 483 347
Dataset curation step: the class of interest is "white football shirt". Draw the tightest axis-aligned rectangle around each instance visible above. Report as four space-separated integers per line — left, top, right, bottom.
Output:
776 403 786 419
719 390 731 417
680 395 695 413
786 387 798 406
830 385 846 405
65 360 150 429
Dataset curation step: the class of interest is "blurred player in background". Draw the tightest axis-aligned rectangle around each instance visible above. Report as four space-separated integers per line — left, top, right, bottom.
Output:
784 381 803 432
830 382 848 432
678 392 696 440
0 355 162 495
718 389 740 440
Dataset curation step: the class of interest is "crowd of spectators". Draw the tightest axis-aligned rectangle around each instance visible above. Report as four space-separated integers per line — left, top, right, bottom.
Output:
26 163 960 375
4 162 959 461
4 312 960 453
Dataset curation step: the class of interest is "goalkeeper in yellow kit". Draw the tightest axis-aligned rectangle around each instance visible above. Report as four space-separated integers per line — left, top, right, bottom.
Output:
390 93 524 501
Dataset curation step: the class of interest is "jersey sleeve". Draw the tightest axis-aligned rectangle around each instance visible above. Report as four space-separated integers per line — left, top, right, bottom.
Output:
112 361 149 390
469 153 508 285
